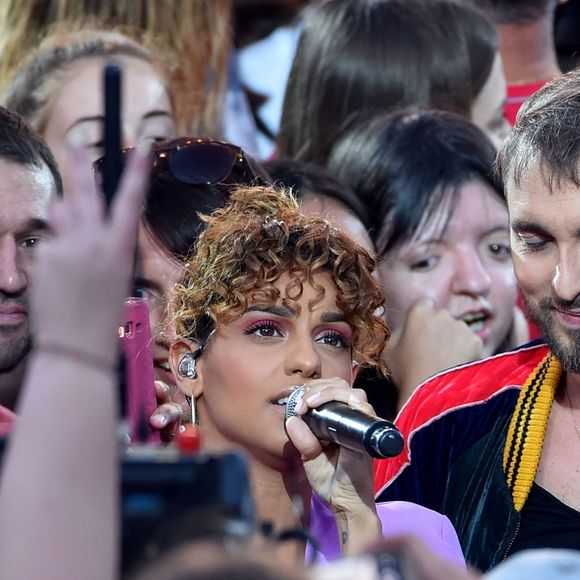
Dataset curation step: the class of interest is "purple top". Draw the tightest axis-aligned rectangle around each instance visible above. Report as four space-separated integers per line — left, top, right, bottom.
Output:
306 494 465 568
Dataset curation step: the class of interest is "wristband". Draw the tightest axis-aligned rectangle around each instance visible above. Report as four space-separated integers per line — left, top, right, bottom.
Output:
35 342 116 374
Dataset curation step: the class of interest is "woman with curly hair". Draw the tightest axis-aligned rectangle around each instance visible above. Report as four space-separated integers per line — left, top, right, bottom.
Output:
168 184 465 567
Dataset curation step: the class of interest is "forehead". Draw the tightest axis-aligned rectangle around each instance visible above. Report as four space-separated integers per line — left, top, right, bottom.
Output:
250 271 340 309
0 158 55 230
415 178 507 242
50 55 170 121
506 164 580 227
136 226 183 286
300 195 374 255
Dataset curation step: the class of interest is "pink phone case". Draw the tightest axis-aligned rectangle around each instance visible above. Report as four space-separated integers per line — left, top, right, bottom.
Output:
120 297 161 445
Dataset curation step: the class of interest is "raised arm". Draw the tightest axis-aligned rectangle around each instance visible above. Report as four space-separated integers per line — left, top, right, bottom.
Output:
0 143 150 580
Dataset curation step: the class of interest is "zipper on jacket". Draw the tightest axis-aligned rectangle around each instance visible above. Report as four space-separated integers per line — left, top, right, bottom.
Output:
503 519 521 560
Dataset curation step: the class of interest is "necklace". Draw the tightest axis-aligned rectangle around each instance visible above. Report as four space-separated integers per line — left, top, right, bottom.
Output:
564 383 580 442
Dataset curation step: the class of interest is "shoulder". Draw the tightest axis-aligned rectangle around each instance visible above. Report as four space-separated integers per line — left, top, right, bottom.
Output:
396 342 550 433
376 502 465 568
374 342 550 493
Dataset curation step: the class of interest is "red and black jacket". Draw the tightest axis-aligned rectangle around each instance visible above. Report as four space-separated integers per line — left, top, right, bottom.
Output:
374 342 550 571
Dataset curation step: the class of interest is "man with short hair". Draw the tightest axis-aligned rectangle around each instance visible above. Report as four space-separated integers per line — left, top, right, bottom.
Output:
375 70 580 571
0 106 63 421
467 0 562 124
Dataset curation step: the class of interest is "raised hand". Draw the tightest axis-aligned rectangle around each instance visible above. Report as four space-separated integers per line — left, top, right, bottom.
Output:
0 141 151 580
32 142 151 361
384 299 483 411
285 378 381 556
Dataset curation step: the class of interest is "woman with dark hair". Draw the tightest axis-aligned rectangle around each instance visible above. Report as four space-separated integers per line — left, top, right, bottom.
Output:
97 137 264 369
263 158 373 255
94 138 268 432
327 111 529 411
278 0 509 166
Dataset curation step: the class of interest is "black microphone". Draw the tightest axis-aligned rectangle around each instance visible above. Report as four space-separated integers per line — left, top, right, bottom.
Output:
285 386 404 459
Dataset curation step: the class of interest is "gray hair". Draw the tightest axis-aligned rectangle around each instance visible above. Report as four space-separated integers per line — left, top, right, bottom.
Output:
498 68 580 191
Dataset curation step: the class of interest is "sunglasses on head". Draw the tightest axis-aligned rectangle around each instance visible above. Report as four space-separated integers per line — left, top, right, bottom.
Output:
93 137 268 192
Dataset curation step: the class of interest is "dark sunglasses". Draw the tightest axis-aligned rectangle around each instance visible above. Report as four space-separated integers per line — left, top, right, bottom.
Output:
93 137 269 192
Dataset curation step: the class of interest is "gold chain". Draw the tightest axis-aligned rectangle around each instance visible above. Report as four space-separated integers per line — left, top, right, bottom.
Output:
564 384 580 442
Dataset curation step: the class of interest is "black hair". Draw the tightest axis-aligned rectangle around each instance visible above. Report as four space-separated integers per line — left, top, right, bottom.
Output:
142 174 231 261
468 0 557 24
459 1 499 99
278 0 497 166
327 110 503 256
262 158 370 228
142 146 270 261
0 106 63 195
498 68 580 191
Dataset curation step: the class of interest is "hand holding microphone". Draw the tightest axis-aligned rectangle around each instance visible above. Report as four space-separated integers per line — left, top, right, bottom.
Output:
284 379 404 555
285 383 404 459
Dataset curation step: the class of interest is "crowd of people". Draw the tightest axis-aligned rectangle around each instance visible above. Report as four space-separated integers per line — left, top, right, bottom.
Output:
0 0 579 578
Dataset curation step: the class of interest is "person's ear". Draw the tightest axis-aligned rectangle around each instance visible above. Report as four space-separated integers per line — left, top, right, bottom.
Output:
351 359 359 383
169 339 204 398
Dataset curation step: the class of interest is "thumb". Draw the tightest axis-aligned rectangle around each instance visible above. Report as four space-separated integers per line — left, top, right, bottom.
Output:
285 416 324 460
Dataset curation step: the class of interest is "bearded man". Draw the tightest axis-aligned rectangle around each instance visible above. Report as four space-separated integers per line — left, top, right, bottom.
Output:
374 70 580 571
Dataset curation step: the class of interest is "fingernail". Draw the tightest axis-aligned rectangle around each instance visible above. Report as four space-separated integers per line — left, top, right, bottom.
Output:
293 391 305 414
152 413 167 426
306 392 320 404
154 380 169 392
348 394 362 405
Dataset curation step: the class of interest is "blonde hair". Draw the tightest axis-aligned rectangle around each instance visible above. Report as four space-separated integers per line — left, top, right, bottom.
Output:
174 185 389 371
0 0 231 135
2 30 156 133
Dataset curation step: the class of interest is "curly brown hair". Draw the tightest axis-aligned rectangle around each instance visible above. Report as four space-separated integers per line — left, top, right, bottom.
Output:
173 185 388 372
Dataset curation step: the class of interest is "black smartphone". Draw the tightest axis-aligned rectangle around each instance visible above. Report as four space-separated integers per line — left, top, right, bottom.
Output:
102 63 123 209
100 64 156 438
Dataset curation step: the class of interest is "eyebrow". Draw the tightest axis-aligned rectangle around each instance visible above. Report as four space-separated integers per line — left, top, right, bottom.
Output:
477 225 510 239
321 312 347 323
246 305 347 324
20 218 50 233
65 110 173 136
246 305 296 318
65 115 104 135
140 110 173 122
409 237 445 247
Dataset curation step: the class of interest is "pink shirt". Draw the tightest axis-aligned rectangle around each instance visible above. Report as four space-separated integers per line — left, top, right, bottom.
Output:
307 493 465 567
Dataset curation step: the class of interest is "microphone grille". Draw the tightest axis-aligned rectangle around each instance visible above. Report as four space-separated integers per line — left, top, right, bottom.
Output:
284 386 305 421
